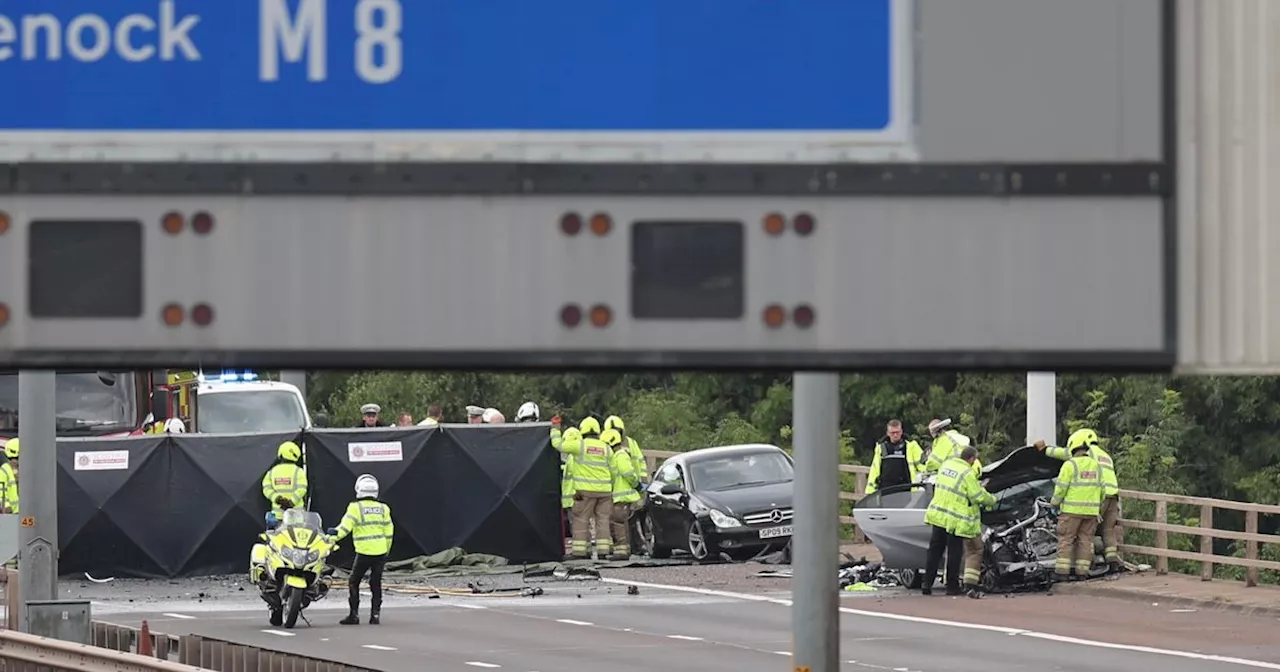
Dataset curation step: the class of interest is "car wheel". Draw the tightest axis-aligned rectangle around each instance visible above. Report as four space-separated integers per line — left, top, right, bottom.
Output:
645 513 671 559
686 519 710 561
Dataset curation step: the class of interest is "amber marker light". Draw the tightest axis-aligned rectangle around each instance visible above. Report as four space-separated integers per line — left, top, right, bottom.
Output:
0 211 10 236
792 304 816 329
763 213 786 236
191 303 215 327
560 304 583 328
0 303 9 328
161 212 184 235
191 212 215 235
161 303 185 327
560 212 583 236
589 304 613 328
763 304 786 329
793 212 816 236
589 213 612 236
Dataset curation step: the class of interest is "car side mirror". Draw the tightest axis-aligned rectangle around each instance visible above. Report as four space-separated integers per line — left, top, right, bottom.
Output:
659 483 684 496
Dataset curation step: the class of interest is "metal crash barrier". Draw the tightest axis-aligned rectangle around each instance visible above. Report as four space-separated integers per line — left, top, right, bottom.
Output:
92 621 382 672
0 627 205 672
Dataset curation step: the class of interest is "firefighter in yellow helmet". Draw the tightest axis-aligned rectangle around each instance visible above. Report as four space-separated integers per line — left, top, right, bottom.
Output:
602 416 648 486
1036 428 1121 570
601 428 641 560
261 441 308 516
551 416 581 550
1047 437 1104 581
0 438 18 514
555 417 615 559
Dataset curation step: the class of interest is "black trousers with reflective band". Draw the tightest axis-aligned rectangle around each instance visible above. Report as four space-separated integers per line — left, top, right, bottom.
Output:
348 553 387 612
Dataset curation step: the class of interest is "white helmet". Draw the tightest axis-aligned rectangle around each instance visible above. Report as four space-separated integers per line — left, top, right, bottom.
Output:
163 418 187 433
355 474 379 499
515 401 540 423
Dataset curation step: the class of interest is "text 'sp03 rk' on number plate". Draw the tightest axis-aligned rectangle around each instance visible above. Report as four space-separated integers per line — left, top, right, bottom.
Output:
759 525 792 539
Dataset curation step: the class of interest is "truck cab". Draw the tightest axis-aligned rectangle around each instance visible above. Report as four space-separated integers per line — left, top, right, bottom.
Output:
187 371 313 434
0 370 150 441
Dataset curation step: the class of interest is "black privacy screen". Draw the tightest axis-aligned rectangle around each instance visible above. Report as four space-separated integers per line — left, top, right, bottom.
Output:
630 220 745 320
27 220 144 318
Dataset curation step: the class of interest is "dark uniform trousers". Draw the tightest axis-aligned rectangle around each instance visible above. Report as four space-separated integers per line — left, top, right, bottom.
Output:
922 525 983 590
349 553 388 613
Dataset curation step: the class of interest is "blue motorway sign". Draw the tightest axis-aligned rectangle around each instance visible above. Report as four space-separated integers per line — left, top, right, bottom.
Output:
0 0 913 160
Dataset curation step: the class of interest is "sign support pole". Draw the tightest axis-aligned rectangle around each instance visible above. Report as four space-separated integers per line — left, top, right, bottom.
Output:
280 371 308 401
791 372 840 672
17 371 57 633
1025 372 1057 446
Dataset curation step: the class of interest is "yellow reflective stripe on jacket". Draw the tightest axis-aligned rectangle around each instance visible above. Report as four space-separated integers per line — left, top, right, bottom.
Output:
1050 457 1103 516
262 464 308 504
611 449 641 503
563 434 613 493
923 456 995 538
866 440 924 493
336 499 394 556
561 455 577 508
0 464 17 513
625 437 649 484
1045 445 1119 496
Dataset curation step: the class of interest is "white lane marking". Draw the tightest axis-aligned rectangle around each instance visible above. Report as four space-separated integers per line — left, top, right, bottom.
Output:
162 613 195 620
599 577 1280 670
455 603 488 610
667 634 703 641
464 663 500 668
772 651 790 655
362 644 397 651
261 629 295 637
555 618 593 626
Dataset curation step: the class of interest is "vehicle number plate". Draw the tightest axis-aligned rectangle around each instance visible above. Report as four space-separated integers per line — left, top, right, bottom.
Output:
759 525 792 539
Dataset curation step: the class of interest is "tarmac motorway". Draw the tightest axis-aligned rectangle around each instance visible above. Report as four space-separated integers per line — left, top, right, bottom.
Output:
92 571 1280 672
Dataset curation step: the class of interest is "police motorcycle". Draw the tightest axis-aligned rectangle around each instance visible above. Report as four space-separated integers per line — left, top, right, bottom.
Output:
251 506 338 628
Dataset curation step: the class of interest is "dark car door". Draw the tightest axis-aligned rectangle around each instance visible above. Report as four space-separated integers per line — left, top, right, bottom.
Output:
647 462 688 547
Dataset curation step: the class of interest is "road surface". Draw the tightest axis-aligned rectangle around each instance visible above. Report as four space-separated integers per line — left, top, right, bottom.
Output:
95 575 1280 672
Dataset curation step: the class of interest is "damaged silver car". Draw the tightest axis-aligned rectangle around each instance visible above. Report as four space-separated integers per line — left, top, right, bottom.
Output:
852 445 1112 592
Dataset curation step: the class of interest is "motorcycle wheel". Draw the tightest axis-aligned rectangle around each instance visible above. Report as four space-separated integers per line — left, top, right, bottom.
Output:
283 586 305 629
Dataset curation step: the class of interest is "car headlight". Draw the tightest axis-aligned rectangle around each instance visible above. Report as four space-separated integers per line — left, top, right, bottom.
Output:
708 509 743 529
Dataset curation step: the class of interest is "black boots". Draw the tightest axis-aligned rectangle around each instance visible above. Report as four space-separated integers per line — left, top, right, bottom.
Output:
340 612 359 625
370 611 380 625
269 609 283 627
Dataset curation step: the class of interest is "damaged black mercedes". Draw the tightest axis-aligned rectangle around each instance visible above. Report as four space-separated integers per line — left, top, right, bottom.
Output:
852 445 1114 593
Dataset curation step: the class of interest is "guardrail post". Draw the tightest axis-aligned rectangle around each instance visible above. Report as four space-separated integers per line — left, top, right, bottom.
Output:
1244 510 1259 587
1154 500 1169 575
851 472 867 543
1199 503 1214 581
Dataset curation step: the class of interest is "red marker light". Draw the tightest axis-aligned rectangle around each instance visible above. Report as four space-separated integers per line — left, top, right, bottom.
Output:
792 304 816 329
191 212 215 235
793 213 816 236
560 213 583 236
161 303 185 327
191 303 215 327
560 304 583 328
762 304 786 329
589 304 613 328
